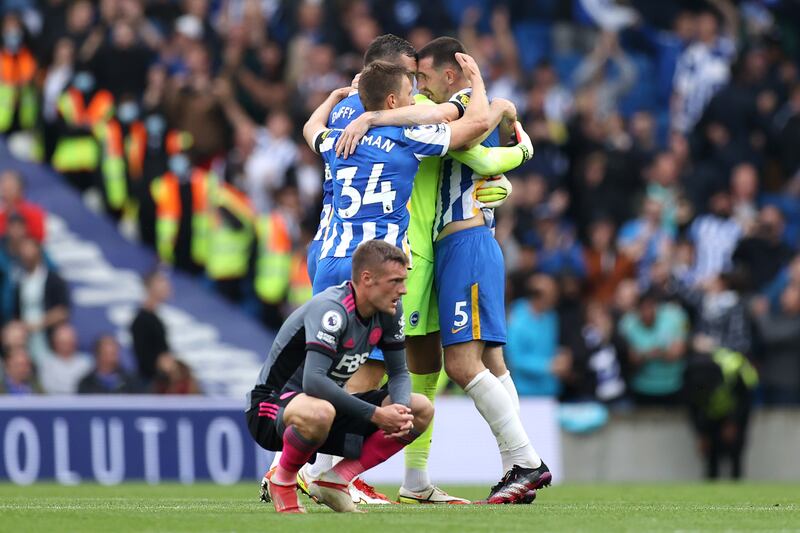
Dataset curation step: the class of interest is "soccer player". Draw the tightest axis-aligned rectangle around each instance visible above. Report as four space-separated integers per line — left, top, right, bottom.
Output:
246 240 433 514
417 37 551 503
339 37 549 503
333 49 534 503
301 36 420 505
307 35 418 284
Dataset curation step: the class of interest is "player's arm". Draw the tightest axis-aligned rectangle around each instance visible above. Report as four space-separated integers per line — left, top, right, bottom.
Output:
335 100 459 157
379 303 411 407
302 87 352 151
464 97 517 148
446 53 490 150
303 350 382 420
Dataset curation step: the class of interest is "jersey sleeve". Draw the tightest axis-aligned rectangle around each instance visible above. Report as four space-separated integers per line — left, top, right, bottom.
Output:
378 301 405 352
448 88 472 118
402 124 451 160
303 301 348 358
312 129 339 167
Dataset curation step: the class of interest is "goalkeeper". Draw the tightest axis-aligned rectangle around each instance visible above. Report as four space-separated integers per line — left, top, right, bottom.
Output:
334 52 532 504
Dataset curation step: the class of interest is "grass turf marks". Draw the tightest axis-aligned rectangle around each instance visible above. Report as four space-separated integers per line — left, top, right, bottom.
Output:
2 483 798 532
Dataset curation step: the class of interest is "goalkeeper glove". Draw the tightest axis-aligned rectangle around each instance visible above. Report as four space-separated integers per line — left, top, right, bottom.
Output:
476 174 513 208
513 121 534 162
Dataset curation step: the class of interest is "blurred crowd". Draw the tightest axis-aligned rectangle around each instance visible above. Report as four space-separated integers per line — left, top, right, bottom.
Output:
0 167 201 395
0 0 799 436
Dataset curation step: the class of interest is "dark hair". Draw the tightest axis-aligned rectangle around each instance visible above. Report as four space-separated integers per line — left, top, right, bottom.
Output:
351 240 408 280
364 34 416 66
358 60 413 111
417 36 465 70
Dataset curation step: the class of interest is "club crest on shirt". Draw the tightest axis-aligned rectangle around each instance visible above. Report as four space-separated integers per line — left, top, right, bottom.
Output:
409 311 420 327
322 310 343 333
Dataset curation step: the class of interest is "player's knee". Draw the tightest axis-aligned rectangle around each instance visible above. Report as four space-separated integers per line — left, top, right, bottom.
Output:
443 358 471 389
411 393 434 430
307 400 336 431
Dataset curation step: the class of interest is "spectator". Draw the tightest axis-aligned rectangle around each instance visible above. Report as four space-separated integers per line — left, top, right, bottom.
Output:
671 0 737 133
78 334 140 394
130 270 172 384
761 254 800 311
1 319 28 354
38 323 92 394
619 290 689 405
678 273 751 357
688 190 742 284
0 346 41 394
733 205 794 292
89 20 155 100
0 170 45 243
241 110 299 213
685 351 758 479
584 217 635 305
751 284 800 405
572 31 637 119
152 353 201 394
618 197 673 288
729 163 760 235
505 273 566 396
560 301 629 405
162 41 232 166
13 238 70 363
531 209 586 278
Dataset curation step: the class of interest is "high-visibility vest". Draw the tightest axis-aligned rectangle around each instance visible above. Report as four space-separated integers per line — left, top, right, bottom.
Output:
52 88 114 172
206 183 254 280
705 349 759 420
254 213 292 303
0 48 38 133
93 119 127 210
150 172 181 264
190 170 213 266
151 168 214 266
287 252 313 307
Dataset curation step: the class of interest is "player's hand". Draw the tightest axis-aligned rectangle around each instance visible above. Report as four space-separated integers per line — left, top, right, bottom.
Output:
332 86 352 101
351 72 361 90
370 403 413 435
336 113 371 158
454 53 481 83
476 174 512 208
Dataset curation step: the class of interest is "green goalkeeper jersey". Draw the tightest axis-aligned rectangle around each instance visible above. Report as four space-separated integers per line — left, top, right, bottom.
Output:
407 93 442 263
407 93 528 262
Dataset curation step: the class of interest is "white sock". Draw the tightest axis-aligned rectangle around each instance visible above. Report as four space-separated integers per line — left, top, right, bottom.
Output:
304 453 335 479
403 468 431 492
464 369 541 472
269 451 281 470
498 371 520 414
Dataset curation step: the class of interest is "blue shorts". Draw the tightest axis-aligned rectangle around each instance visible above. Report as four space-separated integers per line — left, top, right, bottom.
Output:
313 256 384 362
434 225 507 347
307 239 323 283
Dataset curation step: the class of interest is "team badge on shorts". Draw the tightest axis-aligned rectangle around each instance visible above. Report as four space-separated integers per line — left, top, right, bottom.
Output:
409 311 420 327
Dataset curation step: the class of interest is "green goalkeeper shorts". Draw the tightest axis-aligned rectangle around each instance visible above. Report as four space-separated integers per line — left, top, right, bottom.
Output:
402 253 439 336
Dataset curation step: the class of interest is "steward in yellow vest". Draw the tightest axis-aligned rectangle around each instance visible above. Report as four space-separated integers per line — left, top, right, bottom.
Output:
51 71 114 191
0 38 38 135
254 212 291 305
685 350 758 480
206 182 255 302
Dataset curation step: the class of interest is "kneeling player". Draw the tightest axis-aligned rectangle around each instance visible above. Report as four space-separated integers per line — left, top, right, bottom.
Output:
246 240 433 513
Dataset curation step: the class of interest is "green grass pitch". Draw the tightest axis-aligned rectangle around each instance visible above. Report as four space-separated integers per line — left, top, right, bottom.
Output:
2 483 798 532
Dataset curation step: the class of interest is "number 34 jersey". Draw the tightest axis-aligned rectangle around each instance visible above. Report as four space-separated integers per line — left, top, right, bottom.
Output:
313 124 451 260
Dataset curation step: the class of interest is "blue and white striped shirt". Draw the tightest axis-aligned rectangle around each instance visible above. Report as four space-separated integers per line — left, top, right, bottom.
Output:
315 124 451 258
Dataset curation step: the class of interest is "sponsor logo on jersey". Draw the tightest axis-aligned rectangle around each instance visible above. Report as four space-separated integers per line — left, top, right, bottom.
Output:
332 351 371 376
316 331 336 345
395 316 405 340
322 310 343 332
